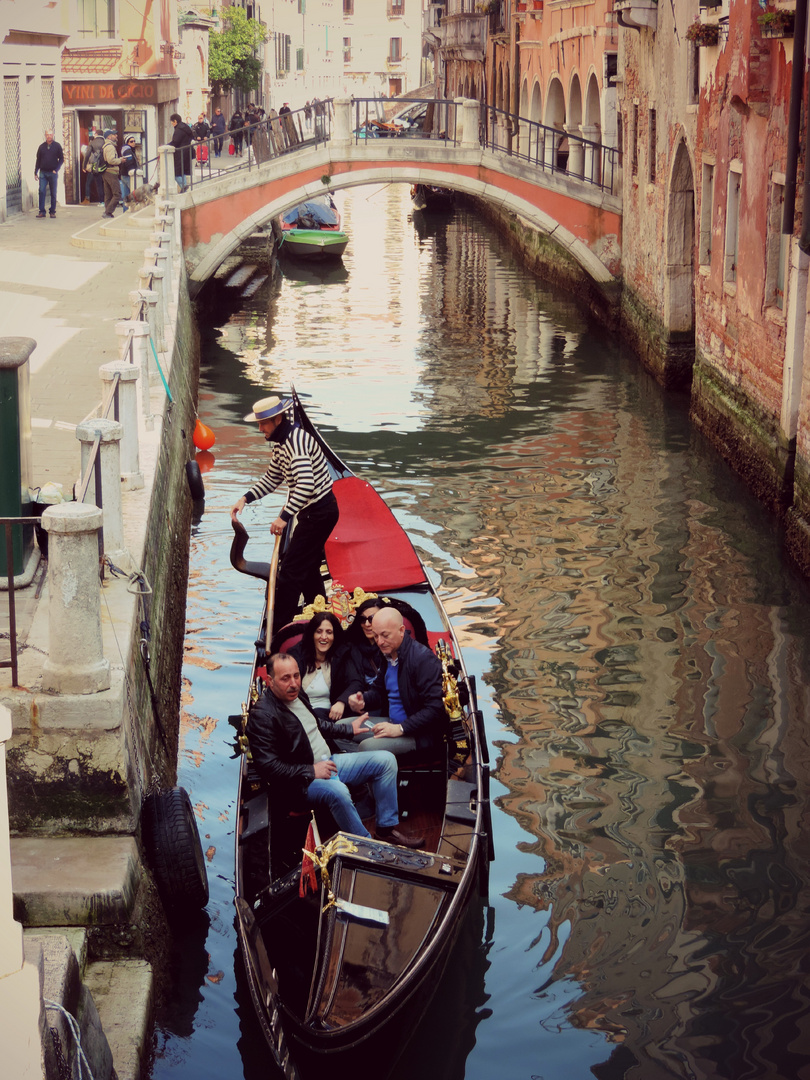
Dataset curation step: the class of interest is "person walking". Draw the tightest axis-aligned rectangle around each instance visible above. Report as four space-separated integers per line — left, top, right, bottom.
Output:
211 107 226 156
229 108 243 155
100 129 124 217
118 136 138 211
168 112 194 191
82 128 105 206
34 129 63 218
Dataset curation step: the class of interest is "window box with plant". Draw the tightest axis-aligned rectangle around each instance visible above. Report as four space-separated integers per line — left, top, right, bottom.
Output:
757 8 795 38
686 18 721 46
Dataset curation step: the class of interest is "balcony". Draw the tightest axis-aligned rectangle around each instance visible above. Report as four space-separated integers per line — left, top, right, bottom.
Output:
614 0 658 32
442 11 487 60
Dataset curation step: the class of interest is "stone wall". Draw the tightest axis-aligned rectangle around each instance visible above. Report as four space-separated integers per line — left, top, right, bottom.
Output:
4 270 199 834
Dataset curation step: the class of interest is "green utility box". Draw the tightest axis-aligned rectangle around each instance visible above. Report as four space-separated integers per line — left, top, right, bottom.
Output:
0 337 36 581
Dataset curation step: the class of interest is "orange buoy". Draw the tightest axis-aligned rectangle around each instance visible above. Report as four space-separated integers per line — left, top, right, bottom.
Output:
195 449 215 473
193 419 215 450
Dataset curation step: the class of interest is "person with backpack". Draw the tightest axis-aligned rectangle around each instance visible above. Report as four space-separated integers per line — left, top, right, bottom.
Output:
210 107 226 157
118 136 138 211
82 129 105 205
100 129 125 217
229 109 243 155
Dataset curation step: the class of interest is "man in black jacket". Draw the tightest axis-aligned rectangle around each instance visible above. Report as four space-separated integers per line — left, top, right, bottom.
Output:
247 653 424 846
34 130 63 218
169 112 194 191
348 607 445 756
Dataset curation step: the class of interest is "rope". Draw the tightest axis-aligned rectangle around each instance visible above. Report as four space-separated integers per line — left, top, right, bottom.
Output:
44 999 97 1080
148 335 173 402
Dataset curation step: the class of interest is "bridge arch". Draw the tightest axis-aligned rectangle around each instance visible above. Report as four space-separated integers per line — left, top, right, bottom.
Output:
175 115 621 294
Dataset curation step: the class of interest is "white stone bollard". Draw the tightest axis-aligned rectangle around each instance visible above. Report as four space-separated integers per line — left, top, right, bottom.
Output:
129 287 164 358
138 265 166 354
75 418 125 558
145 246 171 315
153 212 175 265
461 98 480 150
99 361 143 490
0 704 43 1079
41 504 111 694
115 319 153 428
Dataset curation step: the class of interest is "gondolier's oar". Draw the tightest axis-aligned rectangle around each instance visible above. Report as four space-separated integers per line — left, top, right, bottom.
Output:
265 533 282 654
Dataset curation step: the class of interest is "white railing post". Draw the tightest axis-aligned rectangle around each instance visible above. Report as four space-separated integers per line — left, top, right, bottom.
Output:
157 145 172 202
115 319 153 429
333 99 352 146
0 704 43 1080
130 287 163 359
41 504 111 694
99 361 143 490
145 246 171 314
75 419 125 558
138 265 166 355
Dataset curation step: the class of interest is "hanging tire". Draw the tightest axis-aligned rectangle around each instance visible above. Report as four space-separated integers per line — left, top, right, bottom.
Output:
186 459 205 501
142 786 209 914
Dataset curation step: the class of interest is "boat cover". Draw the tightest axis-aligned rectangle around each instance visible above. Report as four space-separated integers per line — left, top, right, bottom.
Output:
326 476 427 592
281 198 339 228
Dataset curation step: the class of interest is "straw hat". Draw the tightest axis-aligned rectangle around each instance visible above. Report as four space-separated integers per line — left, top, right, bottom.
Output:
243 395 291 422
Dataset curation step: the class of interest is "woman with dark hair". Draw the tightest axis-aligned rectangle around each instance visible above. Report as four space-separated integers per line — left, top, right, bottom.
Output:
288 612 356 721
345 597 385 698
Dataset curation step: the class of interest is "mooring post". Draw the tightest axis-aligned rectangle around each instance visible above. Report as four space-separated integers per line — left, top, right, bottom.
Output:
115 319 153 429
144 246 171 319
75 419 125 558
41 503 111 694
99 361 143 490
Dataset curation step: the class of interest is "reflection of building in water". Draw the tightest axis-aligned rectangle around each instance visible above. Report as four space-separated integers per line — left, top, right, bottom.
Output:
421 315 810 1072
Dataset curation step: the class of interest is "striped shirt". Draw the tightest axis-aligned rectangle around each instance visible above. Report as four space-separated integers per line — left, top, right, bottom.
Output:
244 420 333 522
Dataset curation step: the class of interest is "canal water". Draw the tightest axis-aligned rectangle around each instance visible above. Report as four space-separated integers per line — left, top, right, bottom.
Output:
151 185 810 1080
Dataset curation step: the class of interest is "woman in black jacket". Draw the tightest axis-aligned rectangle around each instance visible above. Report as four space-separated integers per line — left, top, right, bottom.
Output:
288 612 356 721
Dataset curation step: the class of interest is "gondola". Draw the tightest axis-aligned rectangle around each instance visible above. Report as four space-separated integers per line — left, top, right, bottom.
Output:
231 390 493 1079
410 184 456 212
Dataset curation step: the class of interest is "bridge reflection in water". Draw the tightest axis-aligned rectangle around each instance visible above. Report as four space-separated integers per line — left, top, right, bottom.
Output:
158 186 810 1080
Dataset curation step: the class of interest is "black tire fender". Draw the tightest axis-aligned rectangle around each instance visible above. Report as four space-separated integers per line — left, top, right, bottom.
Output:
186 459 205 501
142 786 209 913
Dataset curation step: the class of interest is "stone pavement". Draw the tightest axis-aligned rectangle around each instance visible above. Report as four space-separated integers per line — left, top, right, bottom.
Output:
0 203 153 664
0 203 150 495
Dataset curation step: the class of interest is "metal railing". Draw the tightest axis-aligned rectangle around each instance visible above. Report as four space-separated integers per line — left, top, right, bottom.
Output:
183 102 334 192
177 97 620 198
1 516 42 688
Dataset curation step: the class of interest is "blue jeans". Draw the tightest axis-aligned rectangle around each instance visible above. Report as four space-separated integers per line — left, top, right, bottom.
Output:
306 751 398 836
119 174 131 207
38 171 57 214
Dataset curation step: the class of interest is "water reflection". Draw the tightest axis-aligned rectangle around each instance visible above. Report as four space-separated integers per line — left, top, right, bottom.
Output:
157 184 810 1080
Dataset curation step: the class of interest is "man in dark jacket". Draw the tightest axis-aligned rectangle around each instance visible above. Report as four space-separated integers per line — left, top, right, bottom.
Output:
247 653 423 846
34 129 64 218
229 108 243 155
169 112 194 191
348 607 445 756
211 107 226 156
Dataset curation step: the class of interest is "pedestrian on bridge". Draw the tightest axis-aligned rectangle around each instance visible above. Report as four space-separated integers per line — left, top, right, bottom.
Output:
169 112 194 191
211 107 226 156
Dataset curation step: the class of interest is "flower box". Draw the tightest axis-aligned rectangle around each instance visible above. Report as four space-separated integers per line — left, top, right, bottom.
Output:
758 10 795 38
686 18 721 46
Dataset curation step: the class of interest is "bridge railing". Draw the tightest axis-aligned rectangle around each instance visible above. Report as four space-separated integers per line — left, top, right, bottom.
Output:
479 103 620 195
350 97 457 145
182 102 334 193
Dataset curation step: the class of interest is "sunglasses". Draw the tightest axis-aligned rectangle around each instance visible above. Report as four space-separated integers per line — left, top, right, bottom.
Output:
358 614 377 624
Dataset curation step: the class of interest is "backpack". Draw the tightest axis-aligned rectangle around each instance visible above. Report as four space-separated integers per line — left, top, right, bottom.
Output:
86 139 106 174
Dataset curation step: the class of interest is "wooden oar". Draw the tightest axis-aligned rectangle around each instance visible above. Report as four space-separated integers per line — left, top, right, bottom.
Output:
264 533 282 654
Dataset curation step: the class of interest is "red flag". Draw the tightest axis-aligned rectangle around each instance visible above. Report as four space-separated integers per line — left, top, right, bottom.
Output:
299 818 319 897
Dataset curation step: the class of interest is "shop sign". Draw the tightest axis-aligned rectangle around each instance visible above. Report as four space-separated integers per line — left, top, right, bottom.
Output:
63 79 178 106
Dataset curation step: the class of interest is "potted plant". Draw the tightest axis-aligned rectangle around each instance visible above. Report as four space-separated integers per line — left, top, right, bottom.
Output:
686 18 721 46
757 8 795 37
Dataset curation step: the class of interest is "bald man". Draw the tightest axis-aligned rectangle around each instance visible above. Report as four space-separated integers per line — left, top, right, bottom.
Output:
348 607 446 756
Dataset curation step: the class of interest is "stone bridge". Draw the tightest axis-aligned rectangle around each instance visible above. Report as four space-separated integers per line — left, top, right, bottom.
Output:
168 99 623 296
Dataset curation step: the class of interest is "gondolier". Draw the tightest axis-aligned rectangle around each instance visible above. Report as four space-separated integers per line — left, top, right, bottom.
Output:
231 395 339 634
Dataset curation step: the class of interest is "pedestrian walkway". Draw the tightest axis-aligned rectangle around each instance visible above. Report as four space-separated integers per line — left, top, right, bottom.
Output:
0 202 156 665
0 204 149 495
